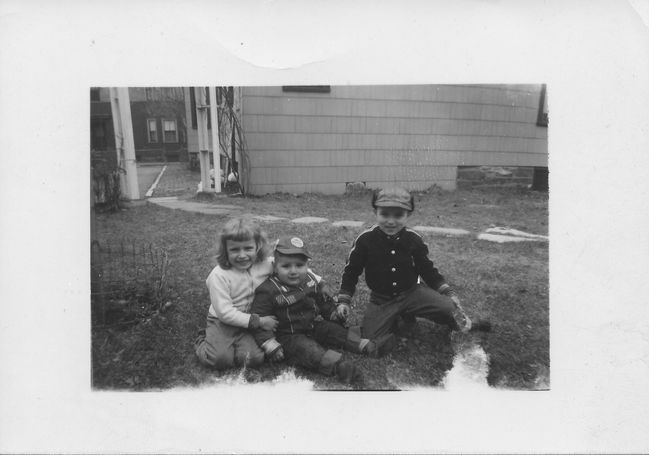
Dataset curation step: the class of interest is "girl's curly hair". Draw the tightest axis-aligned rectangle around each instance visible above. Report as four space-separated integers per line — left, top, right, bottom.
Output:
216 217 270 269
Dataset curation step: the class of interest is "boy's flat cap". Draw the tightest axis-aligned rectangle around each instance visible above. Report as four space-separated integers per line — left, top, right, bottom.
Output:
373 187 414 211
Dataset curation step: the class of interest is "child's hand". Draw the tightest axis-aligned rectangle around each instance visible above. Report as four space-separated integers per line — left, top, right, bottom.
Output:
320 281 336 301
271 347 284 362
450 295 461 307
259 316 278 331
335 303 350 320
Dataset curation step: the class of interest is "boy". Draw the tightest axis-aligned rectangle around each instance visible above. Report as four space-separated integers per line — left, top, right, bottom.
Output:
336 187 491 352
251 236 393 384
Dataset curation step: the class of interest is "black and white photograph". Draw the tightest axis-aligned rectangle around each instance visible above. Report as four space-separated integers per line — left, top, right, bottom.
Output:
2 1 649 453
90 84 549 391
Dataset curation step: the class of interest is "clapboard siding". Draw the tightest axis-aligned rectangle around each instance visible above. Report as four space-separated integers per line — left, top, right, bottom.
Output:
241 85 548 194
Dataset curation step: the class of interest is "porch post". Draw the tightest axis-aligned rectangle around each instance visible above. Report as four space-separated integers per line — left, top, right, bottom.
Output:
209 86 221 193
195 87 213 193
109 87 140 200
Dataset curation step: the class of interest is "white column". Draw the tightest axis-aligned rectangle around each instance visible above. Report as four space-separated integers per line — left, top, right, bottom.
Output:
209 86 221 193
109 87 140 200
195 87 213 193
233 86 243 190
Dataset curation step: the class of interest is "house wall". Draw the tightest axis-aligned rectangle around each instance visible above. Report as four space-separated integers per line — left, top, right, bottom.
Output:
129 88 186 161
240 84 548 194
90 87 187 162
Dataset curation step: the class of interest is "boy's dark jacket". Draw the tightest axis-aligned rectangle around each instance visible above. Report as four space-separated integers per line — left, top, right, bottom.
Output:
251 272 337 345
340 225 448 298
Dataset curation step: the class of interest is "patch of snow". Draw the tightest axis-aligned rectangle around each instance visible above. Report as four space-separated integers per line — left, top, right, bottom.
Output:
477 233 542 243
412 226 470 236
291 216 329 224
332 220 365 228
485 227 548 240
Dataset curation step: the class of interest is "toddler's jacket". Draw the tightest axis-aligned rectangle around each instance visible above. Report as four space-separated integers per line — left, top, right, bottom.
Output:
251 272 337 346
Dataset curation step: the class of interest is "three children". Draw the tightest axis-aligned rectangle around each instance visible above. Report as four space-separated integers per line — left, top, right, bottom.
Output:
195 187 489 383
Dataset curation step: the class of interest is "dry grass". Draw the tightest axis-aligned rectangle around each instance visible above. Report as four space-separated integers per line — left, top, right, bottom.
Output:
91 186 548 390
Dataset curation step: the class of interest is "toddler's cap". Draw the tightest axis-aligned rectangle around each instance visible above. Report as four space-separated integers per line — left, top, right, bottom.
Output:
274 236 312 258
373 187 414 211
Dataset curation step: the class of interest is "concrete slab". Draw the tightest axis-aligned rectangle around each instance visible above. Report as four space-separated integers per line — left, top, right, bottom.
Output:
291 216 329 224
145 165 167 197
412 226 470 236
246 214 287 222
136 164 163 198
332 220 365 228
148 196 179 202
477 233 542 243
148 197 242 215
485 227 548 240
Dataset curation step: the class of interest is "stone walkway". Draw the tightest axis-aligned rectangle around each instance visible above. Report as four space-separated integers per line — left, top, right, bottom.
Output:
144 164 548 243
147 194 547 243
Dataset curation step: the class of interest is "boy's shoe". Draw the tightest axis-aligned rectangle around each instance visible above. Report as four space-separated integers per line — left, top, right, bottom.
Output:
335 360 362 384
364 332 398 358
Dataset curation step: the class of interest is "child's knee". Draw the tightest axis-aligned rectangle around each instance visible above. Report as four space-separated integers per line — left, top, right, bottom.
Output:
195 341 235 370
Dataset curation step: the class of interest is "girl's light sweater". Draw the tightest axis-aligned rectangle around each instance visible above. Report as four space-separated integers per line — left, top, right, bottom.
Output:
206 259 274 328
206 257 323 328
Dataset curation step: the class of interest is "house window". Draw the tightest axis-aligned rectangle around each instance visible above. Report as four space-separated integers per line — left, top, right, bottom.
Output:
537 84 548 127
163 119 178 143
147 118 158 143
282 85 331 93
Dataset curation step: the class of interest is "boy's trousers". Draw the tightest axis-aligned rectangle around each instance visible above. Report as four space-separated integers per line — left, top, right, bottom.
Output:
362 284 460 339
277 320 362 375
195 315 265 369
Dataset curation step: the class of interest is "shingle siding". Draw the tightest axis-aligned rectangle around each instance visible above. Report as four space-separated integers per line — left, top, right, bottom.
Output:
240 84 548 194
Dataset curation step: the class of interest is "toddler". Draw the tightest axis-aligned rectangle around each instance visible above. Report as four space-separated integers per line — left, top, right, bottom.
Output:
251 236 393 384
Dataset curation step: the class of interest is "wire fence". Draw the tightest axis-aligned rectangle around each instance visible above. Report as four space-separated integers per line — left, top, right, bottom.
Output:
91 240 170 328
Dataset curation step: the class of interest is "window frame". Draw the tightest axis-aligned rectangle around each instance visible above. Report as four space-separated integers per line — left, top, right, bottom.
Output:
282 85 331 93
146 118 158 143
162 118 178 143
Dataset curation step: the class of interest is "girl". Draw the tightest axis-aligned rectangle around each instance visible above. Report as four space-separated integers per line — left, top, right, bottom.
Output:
194 218 279 370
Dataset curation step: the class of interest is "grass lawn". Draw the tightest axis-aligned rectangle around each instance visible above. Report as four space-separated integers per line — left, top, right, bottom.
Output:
91 186 548 390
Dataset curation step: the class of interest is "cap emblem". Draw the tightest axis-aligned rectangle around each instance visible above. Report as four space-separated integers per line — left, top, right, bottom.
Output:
291 237 304 248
